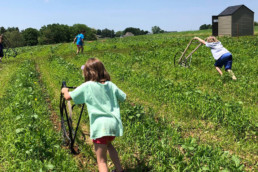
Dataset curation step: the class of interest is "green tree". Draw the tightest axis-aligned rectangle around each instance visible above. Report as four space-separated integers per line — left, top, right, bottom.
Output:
22 28 39 46
6 27 19 32
4 31 25 48
97 29 102 35
115 31 123 37
199 24 212 30
254 21 258 26
152 26 164 34
70 24 97 41
100 28 115 38
39 23 71 44
123 27 148 36
0 27 6 34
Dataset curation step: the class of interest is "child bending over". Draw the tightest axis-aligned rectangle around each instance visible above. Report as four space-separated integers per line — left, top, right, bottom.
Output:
62 58 125 172
194 36 237 80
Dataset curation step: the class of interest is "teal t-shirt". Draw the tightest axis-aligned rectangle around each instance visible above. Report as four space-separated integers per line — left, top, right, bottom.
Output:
69 81 126 139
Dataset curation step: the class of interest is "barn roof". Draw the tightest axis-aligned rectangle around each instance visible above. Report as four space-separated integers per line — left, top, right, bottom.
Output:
218 5 254 16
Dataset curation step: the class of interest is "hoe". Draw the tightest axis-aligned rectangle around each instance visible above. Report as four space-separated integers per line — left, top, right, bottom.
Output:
60 81 85 154
174 38 202 67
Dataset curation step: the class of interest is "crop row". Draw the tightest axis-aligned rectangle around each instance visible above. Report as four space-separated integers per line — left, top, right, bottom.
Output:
10 33 257 170
39 50 246 171
62 39 257 139
0 60 79 171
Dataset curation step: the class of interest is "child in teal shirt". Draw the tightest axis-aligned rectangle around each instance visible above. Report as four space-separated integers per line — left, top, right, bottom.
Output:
62 58 125 172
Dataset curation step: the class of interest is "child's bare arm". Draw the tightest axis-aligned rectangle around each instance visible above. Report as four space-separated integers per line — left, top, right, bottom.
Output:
73 37 77 44
194 37 206 44
62 88 72 100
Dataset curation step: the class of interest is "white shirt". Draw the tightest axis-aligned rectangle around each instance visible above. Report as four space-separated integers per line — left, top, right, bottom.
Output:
205 41 229 60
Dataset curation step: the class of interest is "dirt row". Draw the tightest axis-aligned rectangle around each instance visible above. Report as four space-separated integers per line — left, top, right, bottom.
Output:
34 62 96 171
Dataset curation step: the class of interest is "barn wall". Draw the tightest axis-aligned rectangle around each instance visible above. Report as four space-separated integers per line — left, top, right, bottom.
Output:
232 6 254 36
218 16 232 36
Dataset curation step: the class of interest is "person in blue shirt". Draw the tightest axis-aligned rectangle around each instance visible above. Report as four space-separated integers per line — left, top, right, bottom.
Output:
73 30 85 54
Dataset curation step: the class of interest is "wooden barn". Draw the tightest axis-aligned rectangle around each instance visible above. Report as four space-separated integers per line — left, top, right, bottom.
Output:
212 5 254 36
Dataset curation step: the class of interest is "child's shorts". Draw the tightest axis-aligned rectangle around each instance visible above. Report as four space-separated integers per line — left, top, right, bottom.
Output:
93 136 115 144
214 52 232 71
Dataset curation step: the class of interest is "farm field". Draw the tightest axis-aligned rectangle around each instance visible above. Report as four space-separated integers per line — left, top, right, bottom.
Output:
0 29 257 171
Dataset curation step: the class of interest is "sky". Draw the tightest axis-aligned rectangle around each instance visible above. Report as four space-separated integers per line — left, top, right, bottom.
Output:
1 0 257 32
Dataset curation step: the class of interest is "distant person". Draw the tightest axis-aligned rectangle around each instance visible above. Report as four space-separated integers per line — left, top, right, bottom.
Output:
194 36 237 80
73 30 85 54
0 34 3 62
62 58 126 172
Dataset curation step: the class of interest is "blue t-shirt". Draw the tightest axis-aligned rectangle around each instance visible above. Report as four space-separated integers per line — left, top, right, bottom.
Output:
76 33 84 46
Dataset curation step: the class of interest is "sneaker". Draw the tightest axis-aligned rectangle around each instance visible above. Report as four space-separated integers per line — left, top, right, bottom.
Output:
227 70 237 80
232 76 237 80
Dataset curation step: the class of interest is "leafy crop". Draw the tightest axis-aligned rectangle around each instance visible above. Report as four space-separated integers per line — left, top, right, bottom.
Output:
0 30 257 171
0 60 79 171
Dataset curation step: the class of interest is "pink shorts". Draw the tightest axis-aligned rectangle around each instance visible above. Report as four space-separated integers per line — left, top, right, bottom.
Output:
93 136 115 144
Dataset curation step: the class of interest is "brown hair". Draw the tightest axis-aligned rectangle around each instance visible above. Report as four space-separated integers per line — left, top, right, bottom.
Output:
206 36 219 43
83 58 111 82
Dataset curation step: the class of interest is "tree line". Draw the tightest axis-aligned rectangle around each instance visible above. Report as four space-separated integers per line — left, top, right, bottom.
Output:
199 24 212 30
97 26 165 38
0 24 97 48
97 27 149 38
0 24 167 48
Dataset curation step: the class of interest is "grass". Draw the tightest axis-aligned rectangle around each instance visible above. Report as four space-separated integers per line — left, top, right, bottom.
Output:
0 60 80 171
0 29 257 171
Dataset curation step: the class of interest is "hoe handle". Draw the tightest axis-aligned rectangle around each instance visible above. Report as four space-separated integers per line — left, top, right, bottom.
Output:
61 81 77 89
185 43 202 61
62 81 67 88
178 39 194 63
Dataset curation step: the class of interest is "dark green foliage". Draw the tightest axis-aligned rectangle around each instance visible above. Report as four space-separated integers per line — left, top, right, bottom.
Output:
39 23 71 44
6 26 19 32
99 28 115 38
0 26 6 34
199 24 212 30
70 24 97 41
115 31 123 37
3 30 25 48
123 27 149 35
152 26 165 34
22 28 39 46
